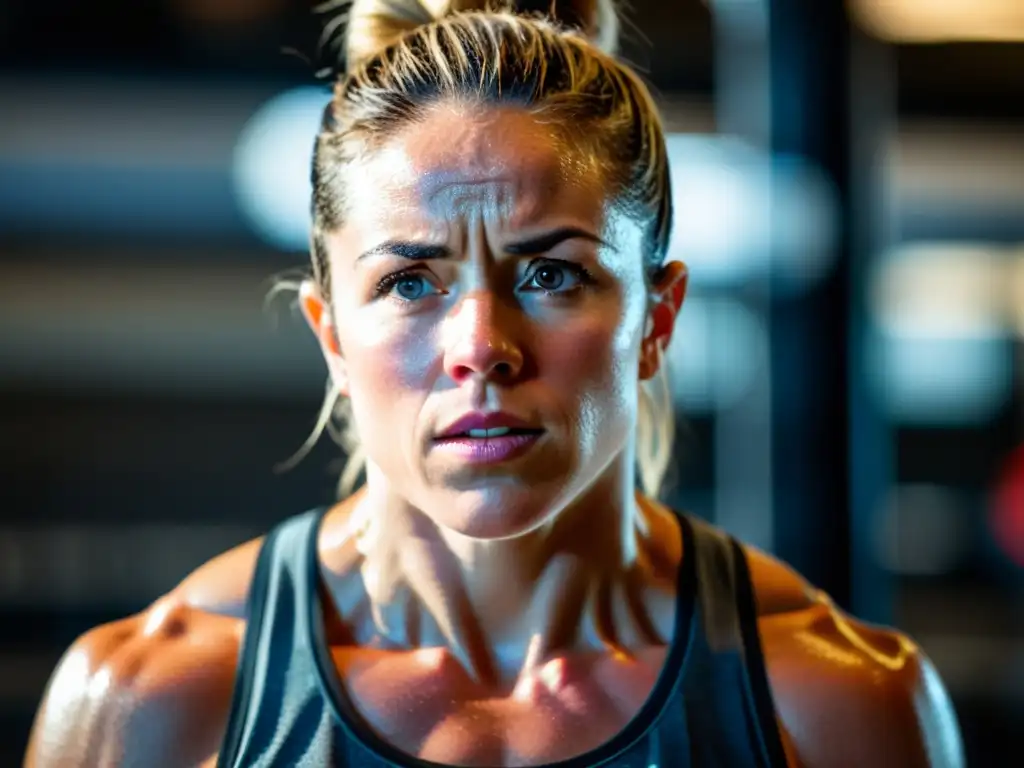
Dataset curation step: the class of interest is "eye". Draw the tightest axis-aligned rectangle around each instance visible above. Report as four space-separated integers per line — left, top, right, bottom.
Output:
522 260 594 294
374 270 442 302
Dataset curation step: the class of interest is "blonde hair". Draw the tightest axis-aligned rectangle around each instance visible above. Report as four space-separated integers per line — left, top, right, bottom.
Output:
299 0 676 499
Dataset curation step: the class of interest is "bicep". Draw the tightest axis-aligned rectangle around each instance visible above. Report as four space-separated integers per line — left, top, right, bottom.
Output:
25 603 241 768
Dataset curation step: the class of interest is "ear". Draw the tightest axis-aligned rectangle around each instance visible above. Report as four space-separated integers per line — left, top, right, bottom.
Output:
639 260 688 381
299 280 350 397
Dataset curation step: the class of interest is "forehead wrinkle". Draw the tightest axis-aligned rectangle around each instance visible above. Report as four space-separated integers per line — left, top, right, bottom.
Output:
419 175 554 226
402 106 585 214
344 107 611 245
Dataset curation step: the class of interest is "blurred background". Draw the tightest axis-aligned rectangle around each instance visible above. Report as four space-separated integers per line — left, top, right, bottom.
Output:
0 0 1022 763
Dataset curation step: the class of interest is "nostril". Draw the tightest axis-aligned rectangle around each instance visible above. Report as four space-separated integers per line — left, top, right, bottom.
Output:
493 361 513 377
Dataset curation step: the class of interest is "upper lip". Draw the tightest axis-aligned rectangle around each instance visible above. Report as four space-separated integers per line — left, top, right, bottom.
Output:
436 411 542 438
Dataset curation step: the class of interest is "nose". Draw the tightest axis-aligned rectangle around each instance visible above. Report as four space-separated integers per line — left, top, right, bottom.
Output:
442 293 524 384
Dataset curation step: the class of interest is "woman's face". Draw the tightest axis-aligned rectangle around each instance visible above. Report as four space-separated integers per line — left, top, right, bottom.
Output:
313 103 683 539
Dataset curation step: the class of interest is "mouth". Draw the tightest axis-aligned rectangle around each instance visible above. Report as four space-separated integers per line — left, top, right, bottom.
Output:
435 410 544 441
431 427 545 464
434 426 544 441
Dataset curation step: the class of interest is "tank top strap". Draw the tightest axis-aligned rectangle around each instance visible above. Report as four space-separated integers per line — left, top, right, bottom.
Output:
675 515 788 768
218 508 335 768
216 506 789 768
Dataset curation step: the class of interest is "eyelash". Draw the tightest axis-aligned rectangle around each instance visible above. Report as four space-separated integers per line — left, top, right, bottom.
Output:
373 260 595 302
522 260 595 295
373 269 432 300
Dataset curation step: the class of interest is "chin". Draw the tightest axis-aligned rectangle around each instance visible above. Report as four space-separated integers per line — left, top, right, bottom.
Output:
430 485 562 540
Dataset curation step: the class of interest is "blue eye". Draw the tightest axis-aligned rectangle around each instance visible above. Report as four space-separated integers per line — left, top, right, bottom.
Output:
532 265 566 291
375 271 438 302
395 275 429 300
523 260 594 294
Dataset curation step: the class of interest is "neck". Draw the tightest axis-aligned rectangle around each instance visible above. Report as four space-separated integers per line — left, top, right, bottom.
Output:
346 456 668 687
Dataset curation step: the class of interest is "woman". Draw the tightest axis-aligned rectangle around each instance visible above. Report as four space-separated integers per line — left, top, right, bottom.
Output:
24 1 963 766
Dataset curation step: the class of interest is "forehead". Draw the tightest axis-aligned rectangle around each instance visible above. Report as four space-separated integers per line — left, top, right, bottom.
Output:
343 104 608 229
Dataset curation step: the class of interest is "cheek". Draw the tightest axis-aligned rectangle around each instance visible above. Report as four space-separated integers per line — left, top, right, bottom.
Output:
541 311 640 402
340 314 439 413
341 321 437 473
541 292 645 460
541 315 638 466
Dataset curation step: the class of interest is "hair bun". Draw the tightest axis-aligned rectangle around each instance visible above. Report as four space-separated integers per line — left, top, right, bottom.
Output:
338 0 434 70
337 0 619 70
445 1 619 53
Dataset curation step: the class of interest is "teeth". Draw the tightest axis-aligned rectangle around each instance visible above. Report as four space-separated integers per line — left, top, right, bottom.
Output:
467 427 512 438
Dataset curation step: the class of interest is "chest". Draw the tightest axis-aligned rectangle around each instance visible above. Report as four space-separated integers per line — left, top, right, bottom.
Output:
330 646 668 766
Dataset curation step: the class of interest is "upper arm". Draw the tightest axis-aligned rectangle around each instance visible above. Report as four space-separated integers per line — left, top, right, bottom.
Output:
175 535 264 618
741 544 963 768
762 603 964 768
24 600 242 768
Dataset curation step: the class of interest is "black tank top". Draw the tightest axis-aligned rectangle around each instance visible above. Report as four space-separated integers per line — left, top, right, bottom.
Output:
217 508 789 767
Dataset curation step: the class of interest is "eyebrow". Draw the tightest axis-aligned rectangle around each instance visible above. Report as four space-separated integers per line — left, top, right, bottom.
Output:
354 226 609 263
505 227 609 255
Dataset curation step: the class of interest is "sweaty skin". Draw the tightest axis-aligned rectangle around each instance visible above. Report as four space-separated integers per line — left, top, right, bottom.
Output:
23 492 962 768
24 105 963 768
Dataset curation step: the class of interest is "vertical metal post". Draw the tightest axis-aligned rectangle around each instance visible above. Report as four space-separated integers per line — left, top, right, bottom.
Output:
764 0 853 608
710 1 776 555
847 31 896 624
711 0 894 617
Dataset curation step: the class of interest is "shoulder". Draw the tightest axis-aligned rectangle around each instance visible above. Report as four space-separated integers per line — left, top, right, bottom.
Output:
24 598 243 768
175 534 266 618
24 532 268 767
174 501 362 616
24 503 355 767
740 544 964 768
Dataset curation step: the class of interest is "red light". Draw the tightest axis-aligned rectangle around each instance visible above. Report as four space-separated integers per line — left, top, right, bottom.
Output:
991 443 1024 567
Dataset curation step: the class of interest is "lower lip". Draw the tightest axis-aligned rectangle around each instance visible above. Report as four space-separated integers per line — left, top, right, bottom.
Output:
432 432 543 464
